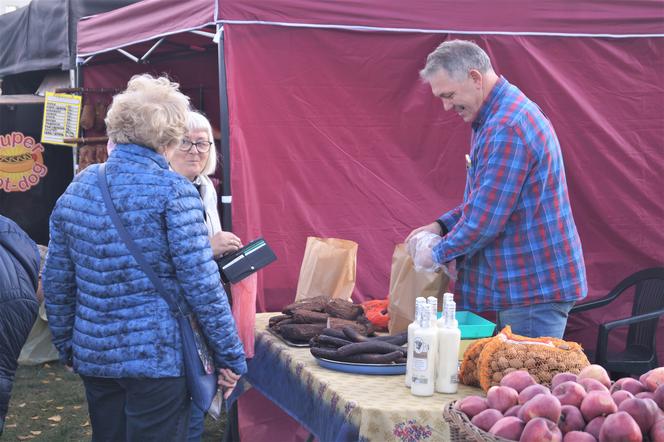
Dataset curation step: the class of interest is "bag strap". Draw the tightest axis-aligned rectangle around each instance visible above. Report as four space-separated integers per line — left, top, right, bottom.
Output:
97 163 184 318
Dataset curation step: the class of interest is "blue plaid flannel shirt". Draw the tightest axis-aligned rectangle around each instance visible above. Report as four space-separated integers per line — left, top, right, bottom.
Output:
435 77 587 312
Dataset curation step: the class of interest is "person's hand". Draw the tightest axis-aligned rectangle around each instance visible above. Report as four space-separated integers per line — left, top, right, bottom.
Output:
407 231 442 272
405 222 442 243
64 364 74 373
218 368 241 399
210 231 243 257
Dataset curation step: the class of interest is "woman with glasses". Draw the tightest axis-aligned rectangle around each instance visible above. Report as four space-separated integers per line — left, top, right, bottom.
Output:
42 75 246 441
168 110 248 442
168 111 243 259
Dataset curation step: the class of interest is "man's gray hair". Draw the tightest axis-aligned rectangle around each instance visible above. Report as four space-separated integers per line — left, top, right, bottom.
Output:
420 40 493 82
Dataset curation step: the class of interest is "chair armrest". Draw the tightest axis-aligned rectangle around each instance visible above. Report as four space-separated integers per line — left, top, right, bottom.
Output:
595 309 664 363
570 296 617 314
572 267 664 315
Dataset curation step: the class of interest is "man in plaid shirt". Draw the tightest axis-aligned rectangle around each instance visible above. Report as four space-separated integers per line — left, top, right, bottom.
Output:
407 40 587 339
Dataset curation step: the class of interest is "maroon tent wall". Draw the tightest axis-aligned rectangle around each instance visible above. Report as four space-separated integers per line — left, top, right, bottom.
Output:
82 53 221 125
224 25 664 360
77 0 664 362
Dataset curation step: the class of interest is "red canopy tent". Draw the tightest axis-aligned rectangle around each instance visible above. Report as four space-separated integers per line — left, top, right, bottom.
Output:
77 0 664 363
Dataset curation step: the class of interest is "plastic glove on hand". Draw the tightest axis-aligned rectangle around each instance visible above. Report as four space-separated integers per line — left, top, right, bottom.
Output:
407 231 442 272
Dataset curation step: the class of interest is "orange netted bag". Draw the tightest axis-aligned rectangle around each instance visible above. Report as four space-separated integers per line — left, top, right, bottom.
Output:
458 337 493 388
361 299 390 331
477 326 590 391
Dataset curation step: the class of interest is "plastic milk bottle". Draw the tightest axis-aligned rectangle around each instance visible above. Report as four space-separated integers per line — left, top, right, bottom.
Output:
435 299 461 393
410 301 437 396
405 297 426 387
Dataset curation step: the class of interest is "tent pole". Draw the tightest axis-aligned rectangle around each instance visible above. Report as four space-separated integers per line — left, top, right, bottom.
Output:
72 63 81 176
216 25 232 231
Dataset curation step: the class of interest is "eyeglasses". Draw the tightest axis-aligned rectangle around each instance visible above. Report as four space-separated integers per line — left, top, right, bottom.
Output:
179 140 212 153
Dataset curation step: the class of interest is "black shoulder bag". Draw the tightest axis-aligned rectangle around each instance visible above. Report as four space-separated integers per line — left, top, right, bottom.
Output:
97 164 219 413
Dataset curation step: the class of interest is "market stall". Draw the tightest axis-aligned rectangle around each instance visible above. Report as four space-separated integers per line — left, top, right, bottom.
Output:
74 3 664 439
76 0 664 364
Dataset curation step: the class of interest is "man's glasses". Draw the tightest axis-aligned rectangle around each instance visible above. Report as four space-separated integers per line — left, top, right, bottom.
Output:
179 140 212 153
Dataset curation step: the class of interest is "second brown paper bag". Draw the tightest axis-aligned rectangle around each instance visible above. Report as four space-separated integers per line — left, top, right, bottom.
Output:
295 237 358 301
388 243 449 334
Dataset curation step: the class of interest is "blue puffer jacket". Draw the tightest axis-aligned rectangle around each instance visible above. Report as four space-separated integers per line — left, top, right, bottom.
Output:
43 144 246 378
0 215 39 423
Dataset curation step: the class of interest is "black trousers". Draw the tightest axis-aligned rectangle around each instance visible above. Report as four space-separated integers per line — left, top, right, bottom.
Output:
0 296 38 432
81 375 191 442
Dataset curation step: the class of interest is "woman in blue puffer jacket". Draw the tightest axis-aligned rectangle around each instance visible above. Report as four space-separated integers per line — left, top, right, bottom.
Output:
43 74 246 441
0 215 39 436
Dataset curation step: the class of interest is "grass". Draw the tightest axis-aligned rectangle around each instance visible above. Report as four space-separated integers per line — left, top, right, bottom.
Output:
3 363 225 441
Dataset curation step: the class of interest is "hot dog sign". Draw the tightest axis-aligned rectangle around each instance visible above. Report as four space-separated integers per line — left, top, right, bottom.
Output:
0 132 48 192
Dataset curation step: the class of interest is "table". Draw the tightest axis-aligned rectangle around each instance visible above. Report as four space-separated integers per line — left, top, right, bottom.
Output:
241 313 482 442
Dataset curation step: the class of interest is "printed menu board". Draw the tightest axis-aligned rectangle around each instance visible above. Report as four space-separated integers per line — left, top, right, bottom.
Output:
41 92 82 146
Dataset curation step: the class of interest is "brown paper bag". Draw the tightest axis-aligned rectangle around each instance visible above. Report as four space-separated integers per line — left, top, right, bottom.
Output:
295 237 358 301
388 243 449 334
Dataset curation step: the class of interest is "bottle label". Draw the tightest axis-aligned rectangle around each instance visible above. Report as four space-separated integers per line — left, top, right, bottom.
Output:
412 356 427 371
450 373 458 384
412 336 429 371
412 374 429 385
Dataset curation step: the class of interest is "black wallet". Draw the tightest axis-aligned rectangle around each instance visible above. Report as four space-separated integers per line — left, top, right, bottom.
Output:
215 237 277 284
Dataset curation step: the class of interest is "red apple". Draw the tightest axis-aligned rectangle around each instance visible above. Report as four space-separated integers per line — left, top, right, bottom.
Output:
558 405 586 434
563 430 597 442
554 381 587 407
585 416 605 440
471 408 504 432
579 378 609 393
552 372 579 390
519 384 551 405
598 411 642 442
618 397 659 433
487 386 519 414
611 390 634 407
651 417 664 442
501 370 537 393
654 384 664 411
489 416 525 441
611 377 646 395
577 364 611 389
636 391 655 401
457 395 488 418
641 367 664 392
520 393 562 423
520 417 562 442
505 404 522 417
580 391 617 422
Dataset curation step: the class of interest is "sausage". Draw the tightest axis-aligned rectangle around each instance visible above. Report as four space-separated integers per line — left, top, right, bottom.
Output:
337 340 405 357
269 314 291 326
310 347 403 364
341 326 368 342
342 327 407 346
291 309 329 324
373 332 408 346
342 351 403 364
278 323 326 342
320 328 348 339
317 334 353 348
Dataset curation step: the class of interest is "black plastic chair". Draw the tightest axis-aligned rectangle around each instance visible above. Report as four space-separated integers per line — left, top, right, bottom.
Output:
569 267 664 377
